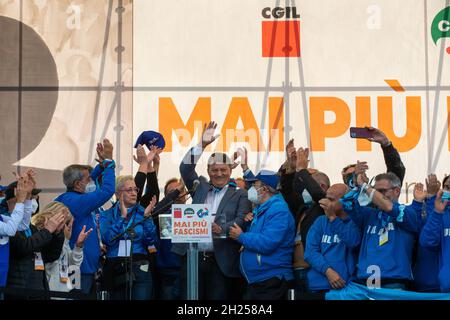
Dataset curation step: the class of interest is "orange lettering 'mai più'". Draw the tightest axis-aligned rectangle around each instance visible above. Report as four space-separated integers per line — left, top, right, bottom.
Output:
158 97 211 152
309 97 351 151
377 96 421 152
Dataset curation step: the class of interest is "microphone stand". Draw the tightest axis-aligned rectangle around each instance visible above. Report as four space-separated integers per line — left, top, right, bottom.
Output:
110 186 195 300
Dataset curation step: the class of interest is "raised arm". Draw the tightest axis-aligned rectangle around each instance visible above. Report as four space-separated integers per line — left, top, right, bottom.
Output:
420 190 447 248
365 127 405 184
295 147 326 202
180 121 219 191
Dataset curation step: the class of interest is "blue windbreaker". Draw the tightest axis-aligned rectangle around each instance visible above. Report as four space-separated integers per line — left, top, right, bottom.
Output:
413 196 440 292
238 194 295 284
55 161 115 274
341 193 422 281
419 206 450 292
100 202 158 258
0 215 9 287
305 215 361 291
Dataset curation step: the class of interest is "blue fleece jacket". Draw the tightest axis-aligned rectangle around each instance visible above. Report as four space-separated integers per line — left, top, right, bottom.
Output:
419 206 450 292
55 161 115 274
100 203 158 258
305 215 361 291
341 194 422 281
413 196 441 292
238 194 295 284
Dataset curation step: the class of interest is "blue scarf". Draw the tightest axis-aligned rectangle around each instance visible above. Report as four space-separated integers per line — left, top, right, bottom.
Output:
211 179 237 193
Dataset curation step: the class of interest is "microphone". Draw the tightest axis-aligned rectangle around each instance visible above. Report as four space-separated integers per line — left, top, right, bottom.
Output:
191 179 200 194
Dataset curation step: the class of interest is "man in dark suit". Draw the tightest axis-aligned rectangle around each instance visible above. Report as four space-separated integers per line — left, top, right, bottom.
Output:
172 121 252 300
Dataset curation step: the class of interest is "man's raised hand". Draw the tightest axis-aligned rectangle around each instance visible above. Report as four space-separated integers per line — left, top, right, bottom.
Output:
201 121 220 149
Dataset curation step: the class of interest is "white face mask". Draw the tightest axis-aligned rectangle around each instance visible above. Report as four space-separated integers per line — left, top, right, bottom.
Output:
31 199 39 214
85 181 97 193
302 189 313 205
248 186 263 204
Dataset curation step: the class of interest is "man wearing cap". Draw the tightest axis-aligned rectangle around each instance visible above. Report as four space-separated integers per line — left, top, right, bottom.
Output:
229 170 295 300
173 121 251 300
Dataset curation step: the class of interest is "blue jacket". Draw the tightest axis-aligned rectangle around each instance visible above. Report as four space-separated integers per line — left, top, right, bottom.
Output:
413 196 440 292
419 207 450 292
305 215 361 291
100 203 158 258
55 162 115 274
0 215 9 287
156 239 181 269
238 194 295 284
341 193 422 281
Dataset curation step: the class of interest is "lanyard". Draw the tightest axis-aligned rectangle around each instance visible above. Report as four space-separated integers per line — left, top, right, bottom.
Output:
24 228 32 238
377 211 391 230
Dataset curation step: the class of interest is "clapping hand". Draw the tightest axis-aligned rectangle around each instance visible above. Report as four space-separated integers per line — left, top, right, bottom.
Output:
96 138 114 162
144 195 157 218
296 147 309 171
426 174 440 197
413 183 427 202
435 190 448 213
133 144 148 165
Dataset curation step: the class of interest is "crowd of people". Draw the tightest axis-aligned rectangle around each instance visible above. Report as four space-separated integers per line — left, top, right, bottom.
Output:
0 122 449 300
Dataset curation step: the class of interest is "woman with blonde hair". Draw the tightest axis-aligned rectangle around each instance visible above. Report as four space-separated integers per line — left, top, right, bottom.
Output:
100 175 158 300
33 201 92 296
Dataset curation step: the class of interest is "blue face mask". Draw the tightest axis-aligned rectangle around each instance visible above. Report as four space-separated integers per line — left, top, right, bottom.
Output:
357 188 372 206
248 186 263 204
442 190 450 202
85 181 97 193
302 189 313 205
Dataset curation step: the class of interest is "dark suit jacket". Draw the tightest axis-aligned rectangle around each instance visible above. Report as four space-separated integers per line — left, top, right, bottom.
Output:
171 146 251 278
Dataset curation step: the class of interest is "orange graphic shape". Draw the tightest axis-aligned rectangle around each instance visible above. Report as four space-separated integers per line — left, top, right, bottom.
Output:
384 79 405 92
262 20 300 57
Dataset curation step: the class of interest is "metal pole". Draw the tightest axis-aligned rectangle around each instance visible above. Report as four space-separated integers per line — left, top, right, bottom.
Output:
187 242 198 300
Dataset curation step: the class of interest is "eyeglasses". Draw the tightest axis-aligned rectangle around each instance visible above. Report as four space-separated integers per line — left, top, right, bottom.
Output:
375 187 396 195
120 187 139 194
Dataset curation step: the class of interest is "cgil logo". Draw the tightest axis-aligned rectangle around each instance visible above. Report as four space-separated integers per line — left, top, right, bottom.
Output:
261 6 300 57
261 6 300 19
431 6 450 54
173 208 182 219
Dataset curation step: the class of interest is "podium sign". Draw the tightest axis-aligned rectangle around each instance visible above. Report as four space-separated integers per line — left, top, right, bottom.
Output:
171 204 212 243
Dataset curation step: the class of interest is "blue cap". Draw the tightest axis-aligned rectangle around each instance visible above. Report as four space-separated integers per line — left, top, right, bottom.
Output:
134 131 165 150
0 185 7 192
245 170 279 190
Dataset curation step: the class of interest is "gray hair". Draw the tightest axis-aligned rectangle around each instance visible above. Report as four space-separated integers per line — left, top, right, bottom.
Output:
260 182 279 194
63 165 90 189
116 175 134 192
375 172 401 188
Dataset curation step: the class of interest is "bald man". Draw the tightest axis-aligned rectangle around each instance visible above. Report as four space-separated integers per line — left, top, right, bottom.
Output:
304 184 361 292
